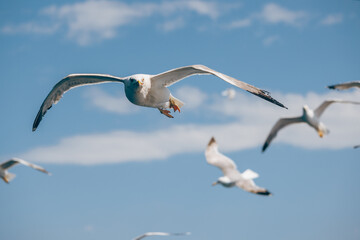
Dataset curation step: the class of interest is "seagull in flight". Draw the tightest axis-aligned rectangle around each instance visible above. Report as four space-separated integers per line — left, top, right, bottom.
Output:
327 81 360 90
262 100 360 152
32 65 287 131
0 158 51 183
133 232 190 240
205 137 271 196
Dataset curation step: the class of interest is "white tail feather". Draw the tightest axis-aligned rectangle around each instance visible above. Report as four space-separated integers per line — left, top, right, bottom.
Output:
242 169 259 180
170 95 184 108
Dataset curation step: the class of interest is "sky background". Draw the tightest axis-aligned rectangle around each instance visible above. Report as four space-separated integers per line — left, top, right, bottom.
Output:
0 0 360 239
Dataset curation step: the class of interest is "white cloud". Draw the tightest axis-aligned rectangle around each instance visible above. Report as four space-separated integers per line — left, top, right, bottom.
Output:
2 0 223 45
83 87 137 114
21 89 360 165
174 86 208 110
263 35 280 46
258 3 308 26
227 19 252 29
320 14 343 26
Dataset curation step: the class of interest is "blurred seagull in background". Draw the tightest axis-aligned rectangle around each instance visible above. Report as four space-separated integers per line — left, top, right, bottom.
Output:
221 88 236 100
205 137 271 196
0 158 51 183
133 232 190 240
262 100 360 152
354 145 360 149
327 81 360 90
32 64 287 131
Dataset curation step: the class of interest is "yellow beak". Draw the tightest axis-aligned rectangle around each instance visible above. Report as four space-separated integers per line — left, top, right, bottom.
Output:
318 130 324 138
138 80 144 86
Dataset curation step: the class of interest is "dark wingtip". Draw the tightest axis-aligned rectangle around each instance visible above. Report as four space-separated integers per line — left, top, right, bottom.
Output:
327 84 338 90
256 190 272 196
249 90 288 109
261 143 268 153
32 109 43 132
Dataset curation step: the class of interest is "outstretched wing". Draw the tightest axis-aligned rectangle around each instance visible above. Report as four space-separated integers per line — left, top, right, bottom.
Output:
133 232 190 240
262 117 304 152
327 81 360 90
1 158 51 175
32 74 125 131
236 179 271 196
314 100 360 118
205 137 237 176
151 65 287 109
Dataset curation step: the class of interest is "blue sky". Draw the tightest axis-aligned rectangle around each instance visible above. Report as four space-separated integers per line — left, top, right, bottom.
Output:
0 0 360 239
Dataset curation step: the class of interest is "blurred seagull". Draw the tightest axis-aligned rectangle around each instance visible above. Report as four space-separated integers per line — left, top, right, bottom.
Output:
0 158 51 183
221 88 236 100
327 81 360 90
32 64 287 131
205 137 271 196
354 145 360 149
133 232 190 240
262 100 360 152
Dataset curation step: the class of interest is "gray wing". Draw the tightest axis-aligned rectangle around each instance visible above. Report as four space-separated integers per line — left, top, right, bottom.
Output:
205 137 237 176
32 74 125 131
1 158 51 175
327 81 360 90
151 65 287 109
236 179 271 196
314 100 360 118
133 232 190 240
262 117 304 152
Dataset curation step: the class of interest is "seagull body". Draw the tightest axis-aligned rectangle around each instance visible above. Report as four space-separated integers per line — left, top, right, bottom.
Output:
327 81 360 90
133 232 190 240
0 158 51 183
262 100 360 152
32 65 286 131
205 137 271 196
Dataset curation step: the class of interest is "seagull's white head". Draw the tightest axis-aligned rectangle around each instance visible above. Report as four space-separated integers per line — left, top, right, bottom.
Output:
125 75 145 88
317 122 329 138
302 104 310 112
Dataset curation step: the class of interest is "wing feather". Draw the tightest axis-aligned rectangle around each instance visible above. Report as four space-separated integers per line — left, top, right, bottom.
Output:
327 81 360 90
32 74 125 131
314 100 360 118
205 137 237 176
1 158 51 175
262 117 304 152
151 65 287 109
236 179 271 196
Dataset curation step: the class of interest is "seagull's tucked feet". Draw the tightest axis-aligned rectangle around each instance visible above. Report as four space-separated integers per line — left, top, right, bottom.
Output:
158 109 174 118
169 98 181 113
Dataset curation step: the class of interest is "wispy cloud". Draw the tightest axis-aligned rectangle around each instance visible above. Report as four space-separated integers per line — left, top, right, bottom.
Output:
2 22 60 34
263 35 280 46
320 14 343 26
227 18 252 29
257 3 308 26
21 89 360 165
158 18 185 32
2 0 224 45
